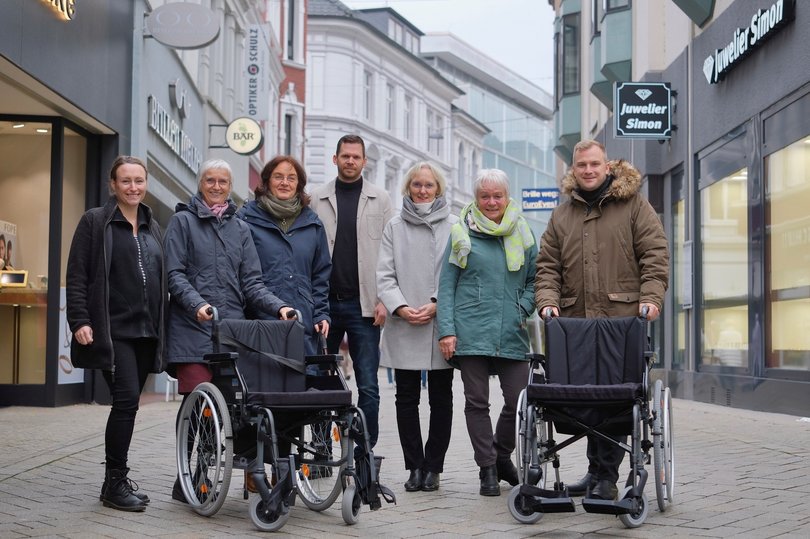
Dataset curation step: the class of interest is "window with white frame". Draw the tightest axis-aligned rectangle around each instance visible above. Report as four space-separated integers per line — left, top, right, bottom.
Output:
386 84 395 132
404 95 413 141
363 70 373 121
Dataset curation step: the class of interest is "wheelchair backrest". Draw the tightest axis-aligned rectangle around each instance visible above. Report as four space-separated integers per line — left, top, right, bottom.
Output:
217 319 306 393
543 316 647 385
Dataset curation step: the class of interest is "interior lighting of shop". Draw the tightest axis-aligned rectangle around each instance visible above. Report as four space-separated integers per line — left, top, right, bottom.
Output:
12 124 25 129
36 128 49 133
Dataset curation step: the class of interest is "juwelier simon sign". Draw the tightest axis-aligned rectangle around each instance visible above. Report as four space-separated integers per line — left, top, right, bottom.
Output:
40 0 75 21
703 0 796 84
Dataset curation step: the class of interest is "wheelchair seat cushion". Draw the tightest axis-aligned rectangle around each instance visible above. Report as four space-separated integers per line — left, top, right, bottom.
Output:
247 388 352 408
527 382 643 405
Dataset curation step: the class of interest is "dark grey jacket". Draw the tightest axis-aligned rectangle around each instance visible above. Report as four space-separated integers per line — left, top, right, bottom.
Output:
66 197 167 372
164 194 287 368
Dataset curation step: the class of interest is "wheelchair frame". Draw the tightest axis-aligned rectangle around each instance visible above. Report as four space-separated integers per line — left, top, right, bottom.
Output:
509 314 675 529
175 312 395 532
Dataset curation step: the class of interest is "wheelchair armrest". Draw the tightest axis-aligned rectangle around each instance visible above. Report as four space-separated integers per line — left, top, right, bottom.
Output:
204 352 239 364
525 352 546 369
305 353 344 366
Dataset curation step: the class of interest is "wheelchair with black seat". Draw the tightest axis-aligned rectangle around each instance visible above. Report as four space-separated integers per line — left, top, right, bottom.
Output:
175 309 395 532
508 310 675 528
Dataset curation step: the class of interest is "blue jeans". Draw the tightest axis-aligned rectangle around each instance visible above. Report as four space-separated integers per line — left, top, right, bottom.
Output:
326 296 380 447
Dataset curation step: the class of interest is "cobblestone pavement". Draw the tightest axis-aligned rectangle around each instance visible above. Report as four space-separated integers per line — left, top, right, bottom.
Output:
1 370 809 538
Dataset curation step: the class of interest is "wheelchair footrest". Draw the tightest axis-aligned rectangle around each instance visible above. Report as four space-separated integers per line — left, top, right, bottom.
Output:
519 484 576 513
581 496 635 515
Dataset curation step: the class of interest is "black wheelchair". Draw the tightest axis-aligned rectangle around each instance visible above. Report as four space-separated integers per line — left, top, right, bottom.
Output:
509 311 675 528
175 311 395 532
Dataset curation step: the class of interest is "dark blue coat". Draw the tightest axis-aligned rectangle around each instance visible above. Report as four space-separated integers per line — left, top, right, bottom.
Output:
165 194 287 368
238 200 331 355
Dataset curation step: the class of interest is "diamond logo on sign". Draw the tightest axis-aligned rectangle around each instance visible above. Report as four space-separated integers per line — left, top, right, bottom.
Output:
703 56 715 84
635 89 652 100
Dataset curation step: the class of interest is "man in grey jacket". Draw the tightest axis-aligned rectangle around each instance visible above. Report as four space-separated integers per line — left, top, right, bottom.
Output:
310 134 394 448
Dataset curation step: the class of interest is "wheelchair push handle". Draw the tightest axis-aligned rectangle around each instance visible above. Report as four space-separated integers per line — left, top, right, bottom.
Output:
542 307 556 320
206 306 218 320
641 305 649 320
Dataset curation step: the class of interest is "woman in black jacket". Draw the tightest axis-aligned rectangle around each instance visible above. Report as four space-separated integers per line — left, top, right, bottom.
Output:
66 155 166 512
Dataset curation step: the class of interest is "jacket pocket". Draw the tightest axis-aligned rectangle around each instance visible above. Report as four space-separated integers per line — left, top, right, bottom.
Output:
607 291 640 303
365 214 384 240
560 296 578 308
455 278 482 310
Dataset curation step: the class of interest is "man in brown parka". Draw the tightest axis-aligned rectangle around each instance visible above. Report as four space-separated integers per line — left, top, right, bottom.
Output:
534 139 669 500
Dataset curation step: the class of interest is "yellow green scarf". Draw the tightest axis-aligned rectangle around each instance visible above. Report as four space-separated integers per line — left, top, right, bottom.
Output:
448 199 534 271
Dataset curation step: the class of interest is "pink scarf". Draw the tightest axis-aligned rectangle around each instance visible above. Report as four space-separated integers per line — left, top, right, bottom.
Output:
207 202 229 219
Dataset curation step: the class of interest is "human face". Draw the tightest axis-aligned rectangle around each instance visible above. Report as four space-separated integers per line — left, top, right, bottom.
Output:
572 145 610 192
476 181 508 223
408 167 439 203
199 168 232 206
110 163 148 210
268 161 299 201
333 142 366 182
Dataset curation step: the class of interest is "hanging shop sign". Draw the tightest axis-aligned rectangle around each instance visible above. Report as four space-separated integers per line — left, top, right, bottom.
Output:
226 117 264 156
147 95 202 174
245 24 271 121
614 82 673 139
522 188 559 211
40 0 75 20
703 0 796 84
145 2 220 50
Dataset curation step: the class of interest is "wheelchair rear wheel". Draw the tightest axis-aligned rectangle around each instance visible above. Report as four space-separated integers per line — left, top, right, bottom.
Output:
515 391 547 488
296 415 348 511
176 382 234 516
652 379 675 512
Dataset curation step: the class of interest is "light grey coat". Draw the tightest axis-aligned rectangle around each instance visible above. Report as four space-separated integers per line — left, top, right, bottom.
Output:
377 199 457 370
310 177 394 317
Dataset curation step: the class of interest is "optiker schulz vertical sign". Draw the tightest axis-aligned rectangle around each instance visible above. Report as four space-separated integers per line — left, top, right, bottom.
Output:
703 0 795 84
245 25 271 121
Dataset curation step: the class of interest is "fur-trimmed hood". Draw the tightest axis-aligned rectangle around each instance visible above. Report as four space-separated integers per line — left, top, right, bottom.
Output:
560 159 642 201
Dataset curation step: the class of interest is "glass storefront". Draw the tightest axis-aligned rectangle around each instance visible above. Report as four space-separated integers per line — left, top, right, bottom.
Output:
670 170 686 369
765 136 810 372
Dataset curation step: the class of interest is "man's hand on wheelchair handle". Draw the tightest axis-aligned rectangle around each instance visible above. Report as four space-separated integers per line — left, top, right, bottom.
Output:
315 319 330 338
640 303 659 321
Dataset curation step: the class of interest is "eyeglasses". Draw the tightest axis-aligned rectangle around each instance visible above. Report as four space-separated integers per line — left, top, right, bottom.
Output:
411 182 437 191
203 178 231 187
270 174 298 184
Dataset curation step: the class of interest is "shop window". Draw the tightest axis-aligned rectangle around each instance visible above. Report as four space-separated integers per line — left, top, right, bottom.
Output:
671 169 687 369
699 167 749 368
765 136 810 371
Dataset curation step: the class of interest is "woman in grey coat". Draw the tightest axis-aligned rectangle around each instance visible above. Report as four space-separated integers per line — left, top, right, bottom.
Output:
164 158 294 501
377 162 457 492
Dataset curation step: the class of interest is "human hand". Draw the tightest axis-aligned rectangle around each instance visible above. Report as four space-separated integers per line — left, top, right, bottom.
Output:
640 303 660 321
541 306 559 319
315 319 330 338
373 302 386 326
396 304 433 325
439 335 457 360
279 307 297 320
196 304 214 322
74 325 93 346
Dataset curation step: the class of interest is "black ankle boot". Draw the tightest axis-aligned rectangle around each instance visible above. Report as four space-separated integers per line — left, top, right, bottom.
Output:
479 465 500 496
100 472 150 504
496 457 519 486
101 468 147 512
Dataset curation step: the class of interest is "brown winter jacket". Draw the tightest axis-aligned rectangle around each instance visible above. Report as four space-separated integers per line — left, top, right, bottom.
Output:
535 160 669 318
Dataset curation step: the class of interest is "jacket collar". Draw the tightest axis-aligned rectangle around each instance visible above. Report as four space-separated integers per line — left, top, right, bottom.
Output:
561 159 642 202
240 200 320 231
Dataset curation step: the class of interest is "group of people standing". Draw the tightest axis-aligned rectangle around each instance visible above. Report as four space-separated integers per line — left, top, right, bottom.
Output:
66 135 668 512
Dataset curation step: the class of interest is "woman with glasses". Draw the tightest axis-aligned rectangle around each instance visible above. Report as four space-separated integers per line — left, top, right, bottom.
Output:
164 158 294 502
376 162 457 492
238 155 331 355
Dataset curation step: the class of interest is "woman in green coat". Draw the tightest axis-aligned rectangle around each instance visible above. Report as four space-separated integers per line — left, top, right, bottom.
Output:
437 169 538 497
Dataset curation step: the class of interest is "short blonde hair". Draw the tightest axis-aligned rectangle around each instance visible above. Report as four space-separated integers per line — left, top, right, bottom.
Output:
473 169 510 198
572 139 607 162
401 162 447 197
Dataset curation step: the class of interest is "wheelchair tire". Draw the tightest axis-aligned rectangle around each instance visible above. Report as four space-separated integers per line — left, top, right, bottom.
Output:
652 380 676 512
249 493 290 532
507 485 543 524
515 395 547 488
296 415 348 511
176 382 233 517
617 486 649 528
340 483 361 525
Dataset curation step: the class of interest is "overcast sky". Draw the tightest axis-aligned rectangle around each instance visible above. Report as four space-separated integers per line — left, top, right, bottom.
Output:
341 0 556 94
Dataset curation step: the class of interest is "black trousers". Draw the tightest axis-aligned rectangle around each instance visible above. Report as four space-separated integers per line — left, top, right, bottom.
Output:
394 368 454 473
585 434 627 484
101 338 156 470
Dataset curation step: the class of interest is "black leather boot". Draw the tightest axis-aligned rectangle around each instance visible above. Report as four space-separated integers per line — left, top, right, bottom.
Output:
479 465 500 496
100 472 150 504
101 468 147 512
566 472 597 496
496 457 519 486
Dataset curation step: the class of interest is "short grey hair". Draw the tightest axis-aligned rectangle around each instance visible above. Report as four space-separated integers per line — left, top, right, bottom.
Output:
197 159 233 189
473 169 510 198
401 162 447 197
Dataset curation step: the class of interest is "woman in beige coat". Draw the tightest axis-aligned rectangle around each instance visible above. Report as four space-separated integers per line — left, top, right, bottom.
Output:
377 162 457 492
